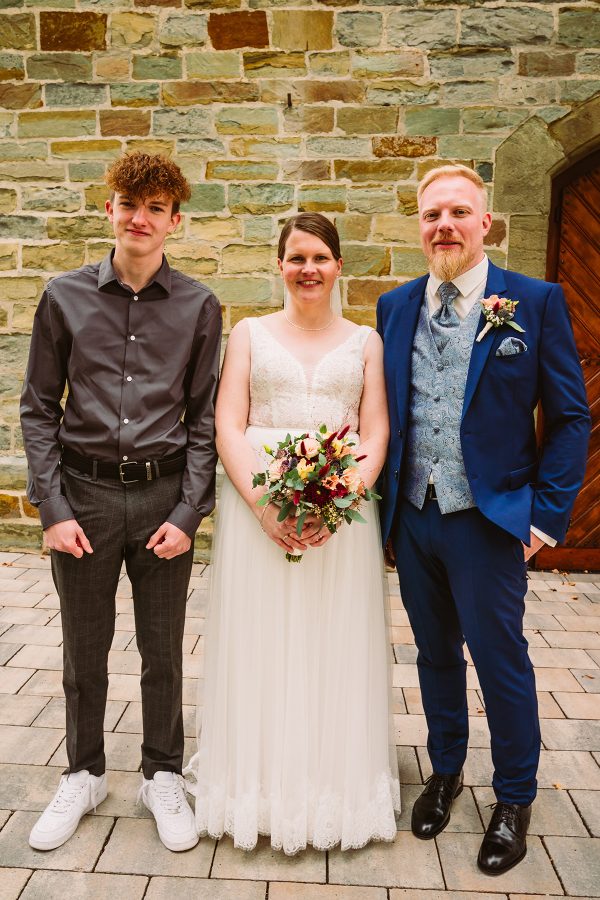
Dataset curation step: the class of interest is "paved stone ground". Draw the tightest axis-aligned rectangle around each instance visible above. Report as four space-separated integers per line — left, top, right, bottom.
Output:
0 550 599 899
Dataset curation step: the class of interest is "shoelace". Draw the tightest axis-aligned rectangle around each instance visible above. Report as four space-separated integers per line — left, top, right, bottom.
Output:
138 776 187 815
49 776 91 815
424 773 457 798
488 802 520 835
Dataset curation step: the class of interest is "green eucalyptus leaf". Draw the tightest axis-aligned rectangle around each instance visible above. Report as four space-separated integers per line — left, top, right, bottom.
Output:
295 510 307 536
345 508 366 523
277 502 292 522
333 497 353 508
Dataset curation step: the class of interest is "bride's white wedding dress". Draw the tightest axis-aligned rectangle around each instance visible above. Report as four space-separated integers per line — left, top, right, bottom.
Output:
187 317 400 854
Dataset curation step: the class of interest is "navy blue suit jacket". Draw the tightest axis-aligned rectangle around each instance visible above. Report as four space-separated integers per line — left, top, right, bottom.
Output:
376 261 591 546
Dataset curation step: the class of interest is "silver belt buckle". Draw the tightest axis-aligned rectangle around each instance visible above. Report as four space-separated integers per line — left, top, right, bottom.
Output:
119 461 139 484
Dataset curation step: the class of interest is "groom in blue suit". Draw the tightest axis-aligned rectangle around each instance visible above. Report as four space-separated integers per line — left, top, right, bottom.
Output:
377 165 590 874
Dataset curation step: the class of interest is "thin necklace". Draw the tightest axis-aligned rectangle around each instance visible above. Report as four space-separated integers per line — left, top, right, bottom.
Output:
283 308 335 332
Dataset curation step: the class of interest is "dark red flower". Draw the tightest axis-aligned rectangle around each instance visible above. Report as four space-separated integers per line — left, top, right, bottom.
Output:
337 424 350 440
304 482 328 506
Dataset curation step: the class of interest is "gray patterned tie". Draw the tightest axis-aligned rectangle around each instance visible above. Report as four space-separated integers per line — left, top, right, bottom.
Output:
430 281 460 353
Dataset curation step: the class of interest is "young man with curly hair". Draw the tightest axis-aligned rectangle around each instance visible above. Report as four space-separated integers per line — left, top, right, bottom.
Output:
21 153 222 852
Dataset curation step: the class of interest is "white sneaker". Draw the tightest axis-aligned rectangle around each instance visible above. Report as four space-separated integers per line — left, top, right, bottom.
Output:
138 771 198 852
29 770 108 851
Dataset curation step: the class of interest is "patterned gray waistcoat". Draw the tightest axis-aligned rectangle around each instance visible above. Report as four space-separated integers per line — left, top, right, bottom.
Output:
403 297 482 514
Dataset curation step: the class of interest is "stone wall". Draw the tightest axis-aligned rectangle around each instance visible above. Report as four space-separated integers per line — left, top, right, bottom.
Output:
1 0 599 556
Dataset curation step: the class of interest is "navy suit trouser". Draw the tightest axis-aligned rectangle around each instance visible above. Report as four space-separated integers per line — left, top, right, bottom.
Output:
392 497 540 806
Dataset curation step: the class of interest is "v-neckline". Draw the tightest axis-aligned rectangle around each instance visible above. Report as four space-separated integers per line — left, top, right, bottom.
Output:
254 318 362 390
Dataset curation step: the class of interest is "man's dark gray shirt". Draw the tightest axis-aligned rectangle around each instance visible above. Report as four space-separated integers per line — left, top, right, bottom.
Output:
20 251 222 538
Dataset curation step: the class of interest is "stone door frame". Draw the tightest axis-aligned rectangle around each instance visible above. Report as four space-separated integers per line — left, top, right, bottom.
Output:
493 93 600 280
493 95 600 571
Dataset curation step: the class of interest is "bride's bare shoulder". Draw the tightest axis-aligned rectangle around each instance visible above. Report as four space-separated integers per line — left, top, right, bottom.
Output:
340 317 371 336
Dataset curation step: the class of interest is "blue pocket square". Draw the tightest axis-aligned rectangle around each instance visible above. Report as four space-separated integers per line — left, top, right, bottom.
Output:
496 336 528 357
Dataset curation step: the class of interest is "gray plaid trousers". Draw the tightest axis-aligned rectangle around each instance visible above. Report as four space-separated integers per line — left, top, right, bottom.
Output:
51 466 194 779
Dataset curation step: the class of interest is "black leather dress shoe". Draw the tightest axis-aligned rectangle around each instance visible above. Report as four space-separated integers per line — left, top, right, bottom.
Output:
411 771 463 839
477 802 532 875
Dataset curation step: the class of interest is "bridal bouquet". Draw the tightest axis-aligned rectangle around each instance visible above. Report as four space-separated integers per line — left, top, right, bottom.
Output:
252 424 380 562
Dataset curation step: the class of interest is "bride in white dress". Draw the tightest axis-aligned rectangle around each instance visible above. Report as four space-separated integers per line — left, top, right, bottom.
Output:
188 213 400 854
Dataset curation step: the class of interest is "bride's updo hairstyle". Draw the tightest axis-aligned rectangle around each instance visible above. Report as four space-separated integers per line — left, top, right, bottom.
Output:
277 213 341 262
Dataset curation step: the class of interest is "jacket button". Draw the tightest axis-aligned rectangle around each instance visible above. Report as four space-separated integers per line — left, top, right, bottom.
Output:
397 429 402 438
394 470 399 479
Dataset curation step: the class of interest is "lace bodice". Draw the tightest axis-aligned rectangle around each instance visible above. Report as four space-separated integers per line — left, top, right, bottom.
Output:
246 317 372 433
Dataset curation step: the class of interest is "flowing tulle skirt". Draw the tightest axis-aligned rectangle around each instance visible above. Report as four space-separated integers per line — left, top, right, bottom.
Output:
187 426 400 854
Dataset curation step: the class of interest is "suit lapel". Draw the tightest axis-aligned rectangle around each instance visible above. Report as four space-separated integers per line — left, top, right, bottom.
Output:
462 262 508 416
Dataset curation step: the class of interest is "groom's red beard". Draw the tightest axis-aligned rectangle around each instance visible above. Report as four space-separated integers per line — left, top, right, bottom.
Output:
427 234 470 281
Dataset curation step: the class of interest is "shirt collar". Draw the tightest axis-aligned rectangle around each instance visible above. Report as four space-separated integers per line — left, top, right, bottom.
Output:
98 249 172 299
428 254 489 299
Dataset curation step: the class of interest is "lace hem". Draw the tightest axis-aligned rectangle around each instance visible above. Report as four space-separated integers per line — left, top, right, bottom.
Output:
186 760 400 856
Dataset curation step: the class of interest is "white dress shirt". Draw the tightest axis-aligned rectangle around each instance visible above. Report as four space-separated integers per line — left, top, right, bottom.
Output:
427 254 488 320
425 254 556 547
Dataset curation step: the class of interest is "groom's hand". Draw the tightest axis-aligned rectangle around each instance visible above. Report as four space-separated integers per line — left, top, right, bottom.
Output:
522 531 545 562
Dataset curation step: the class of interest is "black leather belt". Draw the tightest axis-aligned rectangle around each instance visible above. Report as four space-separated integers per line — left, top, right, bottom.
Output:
425 483 438 501
61 448 186 484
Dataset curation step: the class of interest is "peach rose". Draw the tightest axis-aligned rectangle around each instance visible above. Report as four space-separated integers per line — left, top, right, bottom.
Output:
295 437 321 459
268 458 285 481
341 467 365 495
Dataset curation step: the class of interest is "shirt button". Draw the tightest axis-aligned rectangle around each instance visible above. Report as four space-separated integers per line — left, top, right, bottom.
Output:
130 335 136 341
122 455 128 461
123 418 129 424
434 395 440 402
126 376 132 382
432 456 439 464
433 426 440 434
133 295 139 302
437 363 444 372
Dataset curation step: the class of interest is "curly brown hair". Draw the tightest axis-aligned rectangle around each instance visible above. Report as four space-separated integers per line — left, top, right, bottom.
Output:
105 152 191 214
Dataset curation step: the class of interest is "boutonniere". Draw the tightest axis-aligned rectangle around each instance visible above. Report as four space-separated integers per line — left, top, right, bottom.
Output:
476 295 525 343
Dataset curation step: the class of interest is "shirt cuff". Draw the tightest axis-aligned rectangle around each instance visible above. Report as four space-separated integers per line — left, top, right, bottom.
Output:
38 495 75 531
531 525 557 547
166 501 203 539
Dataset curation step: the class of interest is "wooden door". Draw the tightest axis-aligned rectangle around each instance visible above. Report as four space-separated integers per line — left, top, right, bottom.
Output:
535 149 600 571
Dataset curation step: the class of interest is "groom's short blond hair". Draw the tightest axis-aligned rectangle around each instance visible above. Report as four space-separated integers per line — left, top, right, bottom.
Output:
417 165 488 212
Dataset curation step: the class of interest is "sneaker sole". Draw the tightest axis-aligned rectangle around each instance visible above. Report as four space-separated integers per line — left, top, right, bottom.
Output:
28 783 108 851
157 832 200 853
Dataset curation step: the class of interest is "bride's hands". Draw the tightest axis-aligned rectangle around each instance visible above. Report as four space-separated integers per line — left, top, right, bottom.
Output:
298 512 336 549
259 503 309 554
258 506 335 552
